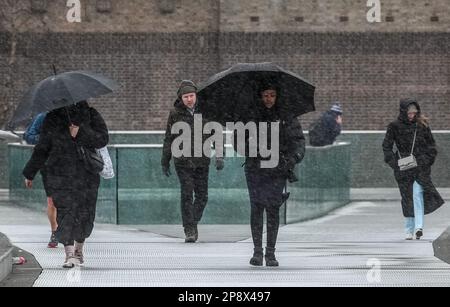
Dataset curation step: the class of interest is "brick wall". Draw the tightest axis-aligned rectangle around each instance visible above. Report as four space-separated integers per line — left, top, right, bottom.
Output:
4 0 450 33
219 0 450 33
1 0 450 130
2 31 449 130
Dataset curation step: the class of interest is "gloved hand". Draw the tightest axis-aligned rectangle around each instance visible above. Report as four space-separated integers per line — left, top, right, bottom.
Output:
277 156 298 182
278 156 296 173
215 158 225 171
286 156 297 171
162 164 171 177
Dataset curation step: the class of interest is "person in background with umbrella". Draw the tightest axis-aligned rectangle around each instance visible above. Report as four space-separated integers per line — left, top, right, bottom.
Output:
23 101 109 268
23 111 59 248
383 98 445 240
161 80 225 243
309 102 343 147
243 81 306 267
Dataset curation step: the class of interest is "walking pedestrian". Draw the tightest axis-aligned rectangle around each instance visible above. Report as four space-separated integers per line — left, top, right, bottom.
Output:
383 99 444 240
23 101 109 268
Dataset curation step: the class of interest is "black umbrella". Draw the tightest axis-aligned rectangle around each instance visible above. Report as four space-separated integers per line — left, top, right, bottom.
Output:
8 70 118 129
433 227 450 265
197 62 315 124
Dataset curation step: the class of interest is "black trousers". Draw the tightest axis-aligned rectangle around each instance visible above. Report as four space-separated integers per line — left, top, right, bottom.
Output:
175 166 210 228
245 165 286 249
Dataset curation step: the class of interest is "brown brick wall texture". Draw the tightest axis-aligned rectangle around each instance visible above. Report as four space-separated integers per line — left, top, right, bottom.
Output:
1 0 450 130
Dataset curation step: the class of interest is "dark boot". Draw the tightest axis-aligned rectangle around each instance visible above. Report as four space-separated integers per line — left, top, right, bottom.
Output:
265 247 279 267
194 224 198 241
249 247 264 266
184 226 196 243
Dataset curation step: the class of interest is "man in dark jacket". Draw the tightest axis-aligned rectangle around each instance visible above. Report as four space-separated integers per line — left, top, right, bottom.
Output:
162 80 225 243
383 98 444 240
241 83 306 267
309 103 343 147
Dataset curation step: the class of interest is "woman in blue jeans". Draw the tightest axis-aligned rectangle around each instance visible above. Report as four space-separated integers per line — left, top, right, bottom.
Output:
383 99 444 240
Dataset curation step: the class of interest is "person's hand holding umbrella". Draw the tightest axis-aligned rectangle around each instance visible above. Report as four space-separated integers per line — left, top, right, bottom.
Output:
162 164 171 177
69 124 80 138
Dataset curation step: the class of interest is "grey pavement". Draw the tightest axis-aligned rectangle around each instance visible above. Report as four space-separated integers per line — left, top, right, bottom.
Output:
1 189 450 287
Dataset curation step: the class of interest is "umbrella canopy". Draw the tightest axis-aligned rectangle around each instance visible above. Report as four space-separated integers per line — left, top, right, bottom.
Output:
197 62 315 124
8 70 118 129
433 227 450 265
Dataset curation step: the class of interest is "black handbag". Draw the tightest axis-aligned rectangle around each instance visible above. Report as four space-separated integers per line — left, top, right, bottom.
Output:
79 146 104 174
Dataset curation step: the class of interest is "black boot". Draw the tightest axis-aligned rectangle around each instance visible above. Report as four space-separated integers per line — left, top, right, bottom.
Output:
194 224 198 241
184 226 196 243
265 247 279 267
250 247 264 266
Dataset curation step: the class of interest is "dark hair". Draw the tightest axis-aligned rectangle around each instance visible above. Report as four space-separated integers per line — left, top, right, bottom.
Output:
258 79 279 95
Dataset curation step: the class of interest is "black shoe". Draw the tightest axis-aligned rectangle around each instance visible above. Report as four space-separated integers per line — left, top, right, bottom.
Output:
265 247 279 267
250 248 264 266
415 229 423 240
194 224 198 241
184 226 196 243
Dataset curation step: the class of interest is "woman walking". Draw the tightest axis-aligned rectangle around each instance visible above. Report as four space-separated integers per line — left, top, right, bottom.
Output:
242 83 305 266
383 98 444 240
23 101 109 268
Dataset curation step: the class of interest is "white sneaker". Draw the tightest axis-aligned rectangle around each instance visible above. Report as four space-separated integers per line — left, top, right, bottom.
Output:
405 233 414 240
63 257 80 269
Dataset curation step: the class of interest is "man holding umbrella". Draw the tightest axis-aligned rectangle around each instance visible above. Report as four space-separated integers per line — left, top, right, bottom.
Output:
243 81 306 267
197 63 313 266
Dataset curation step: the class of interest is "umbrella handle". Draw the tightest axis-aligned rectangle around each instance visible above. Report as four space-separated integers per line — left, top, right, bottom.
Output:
65 107 73 125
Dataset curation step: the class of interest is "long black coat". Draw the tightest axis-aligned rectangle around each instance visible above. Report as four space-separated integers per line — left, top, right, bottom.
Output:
382 100 444 217
162 99 213 169
23 104 109 244
238 103 306 207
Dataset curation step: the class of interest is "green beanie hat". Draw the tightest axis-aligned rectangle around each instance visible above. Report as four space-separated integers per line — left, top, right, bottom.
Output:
177 80 198 97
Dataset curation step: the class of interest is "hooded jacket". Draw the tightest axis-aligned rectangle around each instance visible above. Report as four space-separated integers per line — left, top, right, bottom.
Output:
382 99 444 217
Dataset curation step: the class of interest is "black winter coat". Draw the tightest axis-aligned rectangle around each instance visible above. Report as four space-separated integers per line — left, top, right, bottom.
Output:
162 99 214 169
23 104 109 244
236 102 306 176
309 111 342 147
23 106 109 188
382 100 444 217
237 102 306 207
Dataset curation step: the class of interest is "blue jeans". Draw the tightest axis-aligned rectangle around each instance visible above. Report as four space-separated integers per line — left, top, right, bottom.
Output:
405 181 424 234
